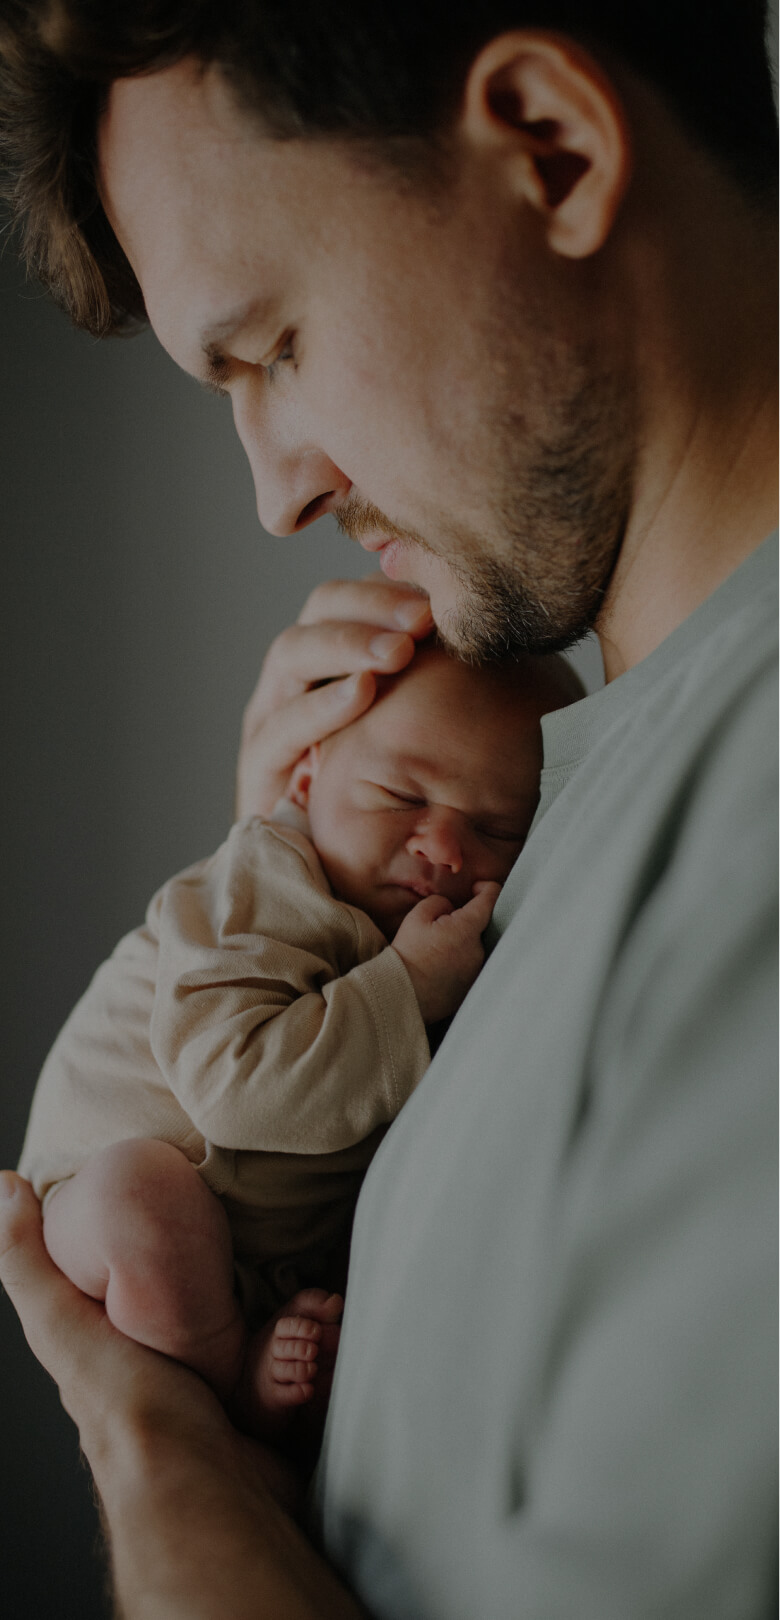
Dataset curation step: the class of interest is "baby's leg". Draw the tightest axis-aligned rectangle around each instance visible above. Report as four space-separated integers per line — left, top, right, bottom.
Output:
237 1288 343 1439
43 1138 246 1397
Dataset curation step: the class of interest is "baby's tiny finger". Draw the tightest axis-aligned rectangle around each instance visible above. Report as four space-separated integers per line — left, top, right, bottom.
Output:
462 883 501 926
417 894 454 922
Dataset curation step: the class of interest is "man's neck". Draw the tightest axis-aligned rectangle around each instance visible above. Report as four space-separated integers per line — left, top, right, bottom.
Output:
594 122 778 681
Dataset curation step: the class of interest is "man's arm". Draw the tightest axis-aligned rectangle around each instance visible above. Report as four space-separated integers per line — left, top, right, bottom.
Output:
0 1174 366 1620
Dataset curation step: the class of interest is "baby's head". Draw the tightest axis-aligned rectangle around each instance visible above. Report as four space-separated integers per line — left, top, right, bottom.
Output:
288 642 582 940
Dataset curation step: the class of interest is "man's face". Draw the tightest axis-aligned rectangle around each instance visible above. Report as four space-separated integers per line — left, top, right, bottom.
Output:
99 60 634 660
302 647 543 939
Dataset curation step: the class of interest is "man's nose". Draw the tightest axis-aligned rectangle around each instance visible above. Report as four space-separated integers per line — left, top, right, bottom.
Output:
232 383 351 535
406 811 465 875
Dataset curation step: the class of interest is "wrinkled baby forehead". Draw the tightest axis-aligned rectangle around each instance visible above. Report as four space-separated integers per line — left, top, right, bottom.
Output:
346 650 579 787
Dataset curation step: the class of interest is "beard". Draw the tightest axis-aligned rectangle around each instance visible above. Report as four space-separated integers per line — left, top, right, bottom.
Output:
436 354 635 663
337 270 637 665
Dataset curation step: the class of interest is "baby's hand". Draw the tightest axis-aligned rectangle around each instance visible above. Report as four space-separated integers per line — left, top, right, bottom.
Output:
392 881 501 1023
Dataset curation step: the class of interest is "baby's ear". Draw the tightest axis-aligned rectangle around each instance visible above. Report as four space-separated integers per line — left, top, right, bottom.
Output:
286 745 320 810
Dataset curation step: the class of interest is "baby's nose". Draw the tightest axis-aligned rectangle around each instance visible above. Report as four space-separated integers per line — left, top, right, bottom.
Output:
406 811 464 874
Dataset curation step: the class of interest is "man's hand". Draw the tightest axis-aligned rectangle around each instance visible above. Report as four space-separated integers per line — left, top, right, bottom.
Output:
237 576 433 818
0 1173 365 1619
393 881 501 1023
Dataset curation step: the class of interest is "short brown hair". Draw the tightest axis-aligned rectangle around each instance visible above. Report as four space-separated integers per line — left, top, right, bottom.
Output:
1 0 776 337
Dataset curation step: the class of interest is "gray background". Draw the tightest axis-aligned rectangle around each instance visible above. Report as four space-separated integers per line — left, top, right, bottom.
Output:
1 7 775 1609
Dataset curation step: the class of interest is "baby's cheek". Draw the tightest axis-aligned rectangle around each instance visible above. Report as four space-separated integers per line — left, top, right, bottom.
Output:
488 844 524 883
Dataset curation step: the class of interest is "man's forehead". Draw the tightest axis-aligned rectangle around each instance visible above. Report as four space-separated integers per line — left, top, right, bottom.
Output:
99 63 310 356
101 58 256 181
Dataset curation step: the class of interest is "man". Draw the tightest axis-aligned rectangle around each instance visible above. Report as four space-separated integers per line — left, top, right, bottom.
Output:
0 3 776 1617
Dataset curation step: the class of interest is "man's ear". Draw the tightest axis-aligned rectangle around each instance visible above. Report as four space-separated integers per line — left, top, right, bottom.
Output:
287 744 321 811
460 32 632 258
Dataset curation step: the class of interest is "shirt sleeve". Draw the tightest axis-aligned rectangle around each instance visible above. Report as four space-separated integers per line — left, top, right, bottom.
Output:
150 818 430 1155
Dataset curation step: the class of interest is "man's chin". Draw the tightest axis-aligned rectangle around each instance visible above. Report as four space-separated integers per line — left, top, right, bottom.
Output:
383 548 461 635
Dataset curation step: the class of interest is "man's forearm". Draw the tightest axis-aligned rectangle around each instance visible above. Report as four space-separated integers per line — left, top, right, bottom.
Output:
93 1413 365 1620
0 1174 365 1620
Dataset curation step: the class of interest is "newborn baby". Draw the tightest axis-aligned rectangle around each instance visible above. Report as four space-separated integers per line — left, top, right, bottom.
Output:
20 642 581 1434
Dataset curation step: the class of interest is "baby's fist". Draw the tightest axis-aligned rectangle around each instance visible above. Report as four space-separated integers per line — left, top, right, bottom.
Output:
392 881 501 1023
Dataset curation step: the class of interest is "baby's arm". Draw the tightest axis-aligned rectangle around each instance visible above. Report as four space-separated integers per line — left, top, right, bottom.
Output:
151 818 431 1155
392 881 501 1024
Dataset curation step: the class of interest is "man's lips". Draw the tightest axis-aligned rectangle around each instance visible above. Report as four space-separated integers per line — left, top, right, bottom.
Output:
361 536 408 579
357 532 398 554
355 530 435 584
356 532 382 552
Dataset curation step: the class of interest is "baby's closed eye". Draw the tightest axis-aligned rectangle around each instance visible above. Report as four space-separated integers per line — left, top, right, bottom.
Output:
371 783 426 808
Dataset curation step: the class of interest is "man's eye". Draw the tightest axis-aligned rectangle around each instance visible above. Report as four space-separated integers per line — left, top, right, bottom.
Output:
263 335 296 382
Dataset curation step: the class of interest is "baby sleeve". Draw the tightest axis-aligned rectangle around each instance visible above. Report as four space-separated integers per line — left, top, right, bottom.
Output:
17 918 207 1204
150 817 430 1155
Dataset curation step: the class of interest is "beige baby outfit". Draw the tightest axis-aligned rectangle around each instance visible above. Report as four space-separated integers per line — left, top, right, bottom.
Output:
19 804 429 1315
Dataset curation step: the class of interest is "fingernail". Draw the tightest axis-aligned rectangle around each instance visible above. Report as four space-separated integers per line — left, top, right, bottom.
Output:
394 598 431 631
0 1172 19 1201
369 631 409 661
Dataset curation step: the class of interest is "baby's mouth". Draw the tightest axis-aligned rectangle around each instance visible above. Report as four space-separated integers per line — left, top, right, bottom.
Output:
387 878 447 902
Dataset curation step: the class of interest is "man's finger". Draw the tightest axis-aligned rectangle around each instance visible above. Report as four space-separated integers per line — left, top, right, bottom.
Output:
236 671 378 818
243 620 417 735
0 1173 97 1380
296 575 432 633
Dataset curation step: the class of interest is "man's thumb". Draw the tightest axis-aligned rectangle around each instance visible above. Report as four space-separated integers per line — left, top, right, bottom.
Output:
0 1173 73 1363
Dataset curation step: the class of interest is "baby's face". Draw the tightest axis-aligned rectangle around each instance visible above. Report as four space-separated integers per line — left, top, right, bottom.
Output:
302 647 548 940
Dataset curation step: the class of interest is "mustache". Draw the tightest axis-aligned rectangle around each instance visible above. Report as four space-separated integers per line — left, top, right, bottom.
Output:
334 494 436 558
334 493 397 542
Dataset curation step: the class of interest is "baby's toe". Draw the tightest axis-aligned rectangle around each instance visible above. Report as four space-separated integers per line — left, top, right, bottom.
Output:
271 1353 318 1385
281 1288 344 1324
272 1333 319 1378
275 1380 314 1406
273 1313 322 1347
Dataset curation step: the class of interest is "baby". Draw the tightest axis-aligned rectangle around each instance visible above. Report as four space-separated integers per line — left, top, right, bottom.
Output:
19 642 581 1435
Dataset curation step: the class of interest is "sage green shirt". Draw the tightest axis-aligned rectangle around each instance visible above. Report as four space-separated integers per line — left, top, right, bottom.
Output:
315 536 778 1620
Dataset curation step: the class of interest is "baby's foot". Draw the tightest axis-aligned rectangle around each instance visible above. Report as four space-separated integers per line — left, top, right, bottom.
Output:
235 1288 343 1439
